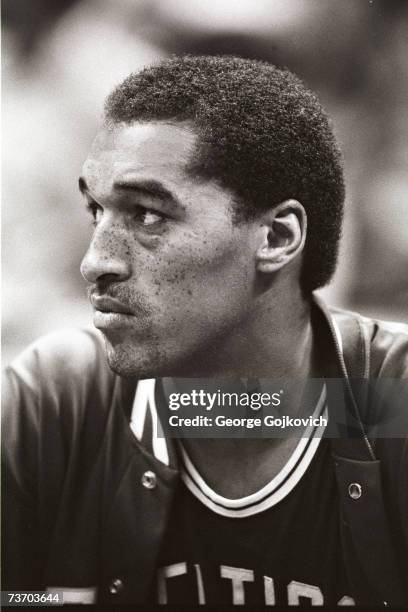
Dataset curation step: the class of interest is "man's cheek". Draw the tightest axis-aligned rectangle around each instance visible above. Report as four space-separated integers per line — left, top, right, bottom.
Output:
146 260 195 294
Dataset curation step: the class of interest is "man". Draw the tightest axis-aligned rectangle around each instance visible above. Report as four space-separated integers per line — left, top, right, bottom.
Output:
2 55 408 607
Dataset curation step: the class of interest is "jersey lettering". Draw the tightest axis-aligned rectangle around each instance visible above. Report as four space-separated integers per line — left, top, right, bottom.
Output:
287 580 324 605
264 576 275 605
156 563 355 605
194 563 206 604
157 562 187 604
220 565 254 605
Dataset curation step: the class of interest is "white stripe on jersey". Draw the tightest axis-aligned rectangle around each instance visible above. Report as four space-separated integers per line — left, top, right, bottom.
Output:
130 378 170 466
179 386 328 517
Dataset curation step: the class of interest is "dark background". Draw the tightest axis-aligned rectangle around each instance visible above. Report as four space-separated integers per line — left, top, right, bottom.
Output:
3 0 408 364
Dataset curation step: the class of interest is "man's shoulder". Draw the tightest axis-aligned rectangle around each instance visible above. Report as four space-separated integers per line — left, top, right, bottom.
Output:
329 304 408 338
4 327 112 394
328 305 408 378
2 328 134 463
3 328 124 430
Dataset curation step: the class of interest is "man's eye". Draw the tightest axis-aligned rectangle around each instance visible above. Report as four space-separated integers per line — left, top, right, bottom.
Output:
86 201 103 226
85 201 166 228
134 206 166 226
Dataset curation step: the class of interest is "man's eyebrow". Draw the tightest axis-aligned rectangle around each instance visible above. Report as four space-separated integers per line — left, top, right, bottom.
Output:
78 177 184 213
112 179 184 210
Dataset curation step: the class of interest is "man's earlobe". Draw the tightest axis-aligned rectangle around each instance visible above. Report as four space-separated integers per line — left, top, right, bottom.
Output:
256 200 307 274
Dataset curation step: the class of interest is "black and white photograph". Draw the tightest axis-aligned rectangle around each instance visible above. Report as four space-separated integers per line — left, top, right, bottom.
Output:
2 0 408 608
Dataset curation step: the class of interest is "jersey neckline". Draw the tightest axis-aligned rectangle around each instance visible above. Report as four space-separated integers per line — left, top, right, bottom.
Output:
178 385 327 517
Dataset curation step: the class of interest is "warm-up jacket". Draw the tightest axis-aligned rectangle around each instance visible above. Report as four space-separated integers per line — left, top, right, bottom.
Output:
2 297 408 606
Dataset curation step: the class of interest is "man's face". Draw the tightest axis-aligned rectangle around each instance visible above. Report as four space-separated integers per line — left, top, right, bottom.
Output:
80 121 257 377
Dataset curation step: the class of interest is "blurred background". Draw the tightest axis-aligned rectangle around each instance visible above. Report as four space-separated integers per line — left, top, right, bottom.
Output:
3 0 408 364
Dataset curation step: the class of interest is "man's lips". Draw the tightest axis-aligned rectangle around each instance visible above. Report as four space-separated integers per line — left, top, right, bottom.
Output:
89 293 150 331
91 297 135 331
91 296 134 315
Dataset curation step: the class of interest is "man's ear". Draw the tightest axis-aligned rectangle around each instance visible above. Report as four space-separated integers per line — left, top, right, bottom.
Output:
256 199 307 274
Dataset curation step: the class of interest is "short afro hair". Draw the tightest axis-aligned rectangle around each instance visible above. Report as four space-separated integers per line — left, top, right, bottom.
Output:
105 55 345 293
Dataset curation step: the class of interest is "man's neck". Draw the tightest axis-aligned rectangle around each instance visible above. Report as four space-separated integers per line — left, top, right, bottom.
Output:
175 290 315 379
169 291 320 496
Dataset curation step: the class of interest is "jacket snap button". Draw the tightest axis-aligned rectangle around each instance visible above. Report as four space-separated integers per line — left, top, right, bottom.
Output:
109 578 124 595
142 470 157 489
348 482 362 500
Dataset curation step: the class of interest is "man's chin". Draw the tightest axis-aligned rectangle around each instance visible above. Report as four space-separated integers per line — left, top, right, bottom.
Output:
102 335 206 379
104 341 162 379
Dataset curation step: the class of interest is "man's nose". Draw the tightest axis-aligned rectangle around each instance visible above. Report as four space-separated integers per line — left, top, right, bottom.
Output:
80 234 131 284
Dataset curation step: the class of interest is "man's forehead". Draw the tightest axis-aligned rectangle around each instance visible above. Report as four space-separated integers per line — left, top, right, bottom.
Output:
83 121 197 173
81 121 199 198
